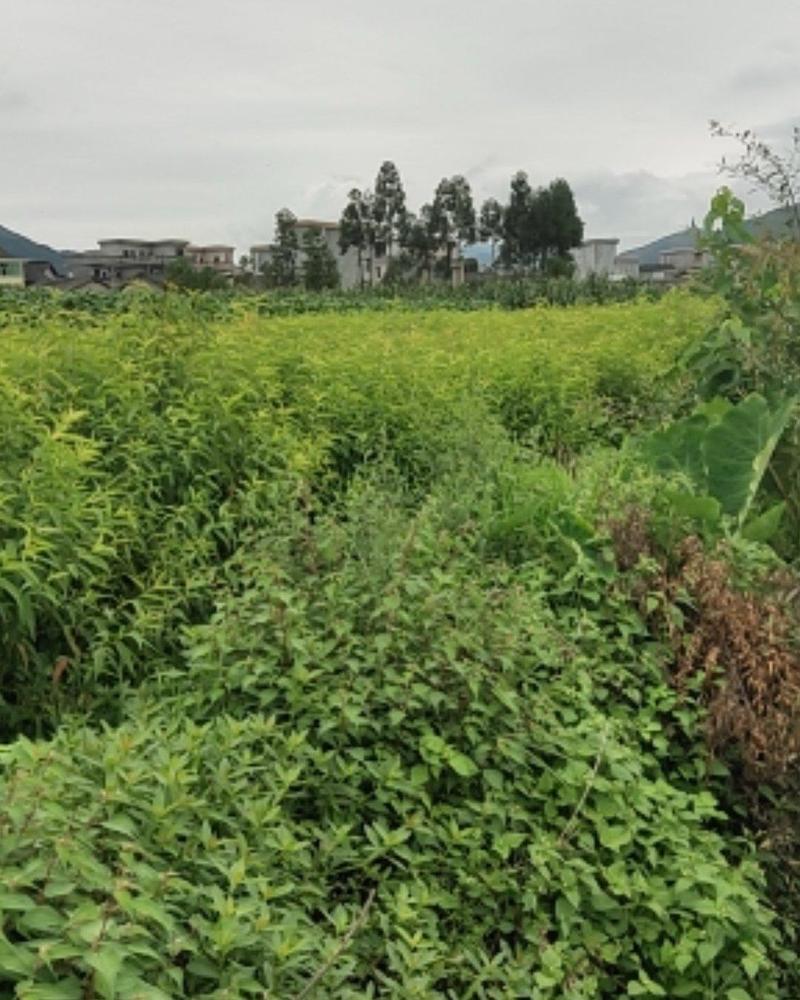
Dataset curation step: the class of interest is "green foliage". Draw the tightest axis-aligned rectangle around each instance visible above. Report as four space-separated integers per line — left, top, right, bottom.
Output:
0 456 786 997
429 175 477 267
1 286 798 995
500 171 584 271
643 393 796 534
165 257 229 291
373 160 408 257
300 228 340 291
263 209 300 288
478 197 504 265
676 188 800 555
0 270 661 328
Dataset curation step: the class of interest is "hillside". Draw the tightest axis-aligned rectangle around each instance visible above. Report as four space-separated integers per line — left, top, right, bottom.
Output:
622 205 798 265
0 223 66 274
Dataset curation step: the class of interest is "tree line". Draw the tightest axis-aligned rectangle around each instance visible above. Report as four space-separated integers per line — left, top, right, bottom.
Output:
259 161 585 289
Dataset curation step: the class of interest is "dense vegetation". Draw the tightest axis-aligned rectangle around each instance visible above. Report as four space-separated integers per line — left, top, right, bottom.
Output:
1 206 799 998
0 272 656 329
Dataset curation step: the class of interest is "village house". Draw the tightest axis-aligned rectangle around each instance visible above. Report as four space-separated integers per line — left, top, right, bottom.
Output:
63 238 241 287
613 254 641 279
63 238 190 287
0 224 66 286
570 238 620 280
658 246 711 275
186 244 236 275
0 258 26 288
251 219 381 290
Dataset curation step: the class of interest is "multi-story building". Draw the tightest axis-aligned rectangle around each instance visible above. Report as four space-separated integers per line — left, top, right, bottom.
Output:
251 219 375 289
658 247 711 275
64 238 191 286
249 243 273 275
186 244 236 275
95 238 189 260
62 238 238 286
613 254 641 279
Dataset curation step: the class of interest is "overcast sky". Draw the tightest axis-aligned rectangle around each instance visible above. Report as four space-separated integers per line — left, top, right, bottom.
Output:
3 0 799 254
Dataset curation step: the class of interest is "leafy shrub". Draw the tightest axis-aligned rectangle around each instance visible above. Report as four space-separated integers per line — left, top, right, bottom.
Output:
3 289 797 996
0 295 712 735
0 469 785 997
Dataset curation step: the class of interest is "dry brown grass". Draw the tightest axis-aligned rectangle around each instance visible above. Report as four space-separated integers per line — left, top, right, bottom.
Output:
609 510 800 781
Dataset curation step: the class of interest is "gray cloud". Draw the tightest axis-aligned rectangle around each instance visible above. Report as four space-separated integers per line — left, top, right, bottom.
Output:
726 64 799 95
3 0 799 253
0 89 28 112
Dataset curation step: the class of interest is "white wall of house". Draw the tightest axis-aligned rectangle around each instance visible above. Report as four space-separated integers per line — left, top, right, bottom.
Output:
97 239 189 260
97 240 145 258
152 240 189 258
658 247 710 273
251 223 364 289
187 245 235 271
571 239 620 279
613 255 640 279
0 258 26 287
250 245 272 273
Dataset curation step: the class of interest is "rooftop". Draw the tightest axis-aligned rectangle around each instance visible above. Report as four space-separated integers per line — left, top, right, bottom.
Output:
294 219 339 231
98 238 190 247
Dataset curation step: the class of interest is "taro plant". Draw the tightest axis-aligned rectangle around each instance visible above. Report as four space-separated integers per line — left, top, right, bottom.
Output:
642 393 796 543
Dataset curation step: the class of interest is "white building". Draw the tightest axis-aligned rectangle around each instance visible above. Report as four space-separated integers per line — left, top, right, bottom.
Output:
96 238 189 260
251 219 367 289
658 247 711 274
65 238 239 285
65 238 191 285
570 238 620 279
613 254 640 279
0 258 26 288
187 244 235 275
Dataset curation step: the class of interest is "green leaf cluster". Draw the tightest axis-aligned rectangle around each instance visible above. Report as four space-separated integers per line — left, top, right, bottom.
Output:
0 290 795 995
643 393 795 539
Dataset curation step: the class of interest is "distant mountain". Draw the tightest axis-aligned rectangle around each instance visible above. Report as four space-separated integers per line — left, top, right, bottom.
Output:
620 206 798 266
0 224 66 274
463 243 494 268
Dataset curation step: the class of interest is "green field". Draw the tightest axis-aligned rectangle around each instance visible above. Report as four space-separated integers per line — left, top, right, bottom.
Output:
1 290 798 998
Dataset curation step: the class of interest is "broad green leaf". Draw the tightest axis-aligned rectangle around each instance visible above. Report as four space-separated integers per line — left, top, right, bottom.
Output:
101 814 137 837
597 821 632 851
741 502 785 543
704 394 796 524
0 933 37 977
18 905 64 934
644 393 796 529
697 939 722 965
447 751 478 777
741 951 762 978
17 980 83 1000
642 413 709 483
86 944 126 999
0 892 35 911
663 490 721 525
